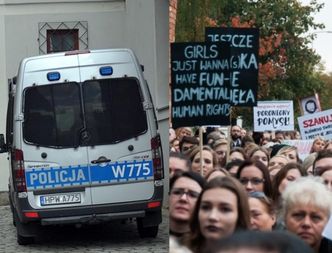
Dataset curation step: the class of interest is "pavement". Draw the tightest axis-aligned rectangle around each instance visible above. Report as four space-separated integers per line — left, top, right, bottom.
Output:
0 205 169 252
0 191 9 206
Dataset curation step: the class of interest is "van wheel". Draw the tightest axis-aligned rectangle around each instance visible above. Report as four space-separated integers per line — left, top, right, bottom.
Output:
17 232 34 245
137 220 158 238
14 211 36 245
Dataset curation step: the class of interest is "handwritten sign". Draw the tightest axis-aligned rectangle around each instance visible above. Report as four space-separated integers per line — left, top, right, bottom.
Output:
205 27 259 107
253 101 294 132
298 109 332 140
171 42 236 128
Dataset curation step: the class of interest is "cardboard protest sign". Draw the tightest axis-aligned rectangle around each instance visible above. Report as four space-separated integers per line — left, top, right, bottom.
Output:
171 42 238 128
205 27 259 107
253 101 294 132
282 139 313 161
298 109 332 140
299 93 321 115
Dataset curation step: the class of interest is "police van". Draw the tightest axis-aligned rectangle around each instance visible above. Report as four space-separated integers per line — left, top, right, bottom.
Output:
0 49 164 245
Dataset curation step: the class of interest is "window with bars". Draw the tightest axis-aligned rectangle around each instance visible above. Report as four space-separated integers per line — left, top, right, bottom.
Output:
39 21 88 54
47 29 79 53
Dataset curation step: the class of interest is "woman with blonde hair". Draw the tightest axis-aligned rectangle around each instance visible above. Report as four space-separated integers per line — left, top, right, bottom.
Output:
276 145 301 163
282 176 332 252
189 146 218 177
310 136 326 153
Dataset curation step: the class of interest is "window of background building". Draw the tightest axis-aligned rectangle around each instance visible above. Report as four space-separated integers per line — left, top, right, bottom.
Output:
47 29 79 53
38 21 88 54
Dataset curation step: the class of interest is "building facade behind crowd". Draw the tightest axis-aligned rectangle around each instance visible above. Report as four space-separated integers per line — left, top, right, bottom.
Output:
169 125 332 253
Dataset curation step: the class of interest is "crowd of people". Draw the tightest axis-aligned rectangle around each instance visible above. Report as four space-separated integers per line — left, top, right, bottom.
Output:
169 125 332 253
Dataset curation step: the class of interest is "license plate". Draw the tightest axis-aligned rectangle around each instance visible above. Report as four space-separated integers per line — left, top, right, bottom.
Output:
40 193 81 206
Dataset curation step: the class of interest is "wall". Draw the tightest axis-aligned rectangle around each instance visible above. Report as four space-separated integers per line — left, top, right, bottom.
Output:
0 0 169 193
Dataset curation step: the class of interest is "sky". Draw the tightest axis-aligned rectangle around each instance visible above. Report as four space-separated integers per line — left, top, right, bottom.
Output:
301 0 332 73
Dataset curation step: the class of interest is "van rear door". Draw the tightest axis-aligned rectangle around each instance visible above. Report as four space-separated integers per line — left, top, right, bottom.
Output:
78 50 155 205
21 55 92 209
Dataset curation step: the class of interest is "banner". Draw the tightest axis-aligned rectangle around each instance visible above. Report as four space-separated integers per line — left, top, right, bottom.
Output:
253 101 294 132
171 42 233 128
298 109 332 140
299 93 321 115
205 27 259 107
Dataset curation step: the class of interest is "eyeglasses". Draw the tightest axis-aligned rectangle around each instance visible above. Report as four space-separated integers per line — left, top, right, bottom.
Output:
170 188 200 199
239 178 265 185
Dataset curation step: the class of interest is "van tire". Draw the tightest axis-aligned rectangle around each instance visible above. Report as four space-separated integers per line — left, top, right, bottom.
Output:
137 220 158 238
17 233 34 245
14 211 36 245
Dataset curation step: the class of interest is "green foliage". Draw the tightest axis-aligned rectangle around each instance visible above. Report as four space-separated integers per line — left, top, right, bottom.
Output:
175 0 327 128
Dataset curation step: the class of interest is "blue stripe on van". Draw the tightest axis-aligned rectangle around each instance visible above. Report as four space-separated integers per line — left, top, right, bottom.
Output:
25 160 153 190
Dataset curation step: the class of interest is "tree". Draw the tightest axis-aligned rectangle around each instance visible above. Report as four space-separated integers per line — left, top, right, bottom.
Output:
175 0 326 127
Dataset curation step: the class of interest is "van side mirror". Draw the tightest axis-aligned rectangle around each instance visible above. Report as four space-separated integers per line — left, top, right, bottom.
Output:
0 134 7 153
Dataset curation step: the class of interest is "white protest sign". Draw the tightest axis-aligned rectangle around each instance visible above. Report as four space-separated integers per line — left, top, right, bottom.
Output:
298 109 332 140
323 216 332 241
282 139 313 161
253 101 294 132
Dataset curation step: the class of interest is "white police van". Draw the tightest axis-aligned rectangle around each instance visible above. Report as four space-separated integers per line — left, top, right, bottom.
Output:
0 49 164 245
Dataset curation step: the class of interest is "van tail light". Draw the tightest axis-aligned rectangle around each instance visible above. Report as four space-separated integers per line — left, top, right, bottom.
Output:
12 149 27 192
24 212 39 218
151 134 164 180
148 201 161 209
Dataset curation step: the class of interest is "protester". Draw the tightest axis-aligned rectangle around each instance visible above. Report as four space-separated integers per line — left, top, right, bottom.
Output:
170 138 180 152
230 125 242 148
310 136 326 153
212 139 228 168
236 160 273 198
271 162 307 206
281 176 332 252
229 147 247 162
170 236 193 253
185 176 250 253
189 146 218 177
170 127 177 143
313 149 332 176
248 146 270 167
169 171 205 242
208 230 314 253
241 128 247 138
268 155 289 179
312 149 332 191
317 168 332 191
276 145 301 163
248 191 276 231
205 168 230 182
176 127 193 140
179 136 199 155
169 151 192 177
206 131 224 147
302 152 318 175
275 131 285 142
241 134 256 149
325 140 332 151
225 159 244 177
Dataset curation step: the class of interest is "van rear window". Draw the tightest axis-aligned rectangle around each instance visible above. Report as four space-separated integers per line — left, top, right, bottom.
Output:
23 82 83 147
83 78 148 145
23 78 147 148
